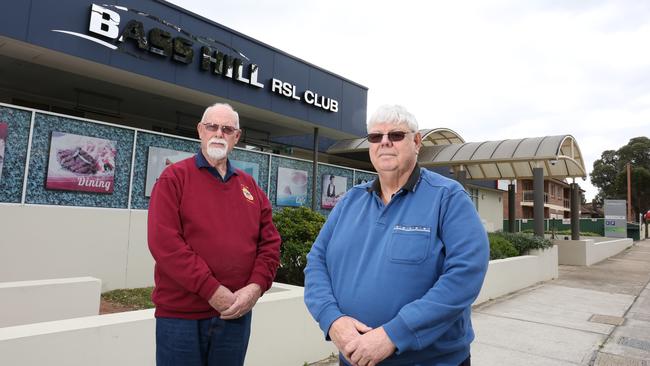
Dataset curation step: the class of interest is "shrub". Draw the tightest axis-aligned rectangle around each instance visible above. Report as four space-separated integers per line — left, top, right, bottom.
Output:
522 229 600 237
555 229 600 237
488 233 518 260
497 231 552 256
272 207 326 286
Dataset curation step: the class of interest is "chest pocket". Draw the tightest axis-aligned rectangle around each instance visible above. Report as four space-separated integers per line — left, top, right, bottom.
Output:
388 225 432 264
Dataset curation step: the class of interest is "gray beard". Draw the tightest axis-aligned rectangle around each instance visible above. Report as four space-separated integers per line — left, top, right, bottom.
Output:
207 146 227 161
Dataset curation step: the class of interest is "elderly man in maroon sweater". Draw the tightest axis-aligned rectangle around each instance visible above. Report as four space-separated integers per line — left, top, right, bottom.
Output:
148 103 281 366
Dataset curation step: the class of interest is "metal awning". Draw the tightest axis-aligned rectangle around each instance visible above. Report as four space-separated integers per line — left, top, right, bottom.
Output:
419 135 586 179
420 128 466 146
327 132 587 180
327 128 464 157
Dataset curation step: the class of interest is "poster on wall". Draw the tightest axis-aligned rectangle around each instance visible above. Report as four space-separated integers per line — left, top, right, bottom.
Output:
321 174 347 209
145 146 194 196
0 122 7 182
46 131 117 193
231 159 260 184
276 167 308 207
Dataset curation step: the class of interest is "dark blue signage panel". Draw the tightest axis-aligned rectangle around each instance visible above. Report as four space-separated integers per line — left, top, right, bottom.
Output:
0 0 367 136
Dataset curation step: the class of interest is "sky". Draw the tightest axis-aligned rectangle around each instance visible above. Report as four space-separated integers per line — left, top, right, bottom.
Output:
168 0 650 201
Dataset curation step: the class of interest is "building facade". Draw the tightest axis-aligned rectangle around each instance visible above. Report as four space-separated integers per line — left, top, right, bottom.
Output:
503 178 575 219
0 1 511 293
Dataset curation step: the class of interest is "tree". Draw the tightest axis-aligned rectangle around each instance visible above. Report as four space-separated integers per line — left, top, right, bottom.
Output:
591 137 650 220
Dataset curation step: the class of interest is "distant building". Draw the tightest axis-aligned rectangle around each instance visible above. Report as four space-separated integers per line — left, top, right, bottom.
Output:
580 201 604 218
503 178 581 219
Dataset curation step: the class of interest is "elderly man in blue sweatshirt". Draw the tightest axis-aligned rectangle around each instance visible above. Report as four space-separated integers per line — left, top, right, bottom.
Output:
304 104 489 366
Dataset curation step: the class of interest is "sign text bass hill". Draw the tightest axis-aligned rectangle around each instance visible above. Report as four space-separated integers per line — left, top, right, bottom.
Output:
82 4 338 112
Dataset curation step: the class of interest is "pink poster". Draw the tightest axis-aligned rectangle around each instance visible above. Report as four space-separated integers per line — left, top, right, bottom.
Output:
46 131 117 193
0 122 7 182
321 174 347 209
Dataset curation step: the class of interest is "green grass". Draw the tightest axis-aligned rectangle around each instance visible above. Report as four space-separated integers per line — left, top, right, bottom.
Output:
101 287 154 310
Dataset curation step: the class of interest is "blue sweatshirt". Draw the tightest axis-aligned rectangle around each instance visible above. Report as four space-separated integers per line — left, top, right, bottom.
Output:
304 167 489 365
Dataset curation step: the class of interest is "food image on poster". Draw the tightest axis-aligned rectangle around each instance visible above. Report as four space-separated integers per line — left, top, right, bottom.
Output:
145 146 194 196
46 131 117 193
321 174 347 209
0 122 7 182
276 167 308 207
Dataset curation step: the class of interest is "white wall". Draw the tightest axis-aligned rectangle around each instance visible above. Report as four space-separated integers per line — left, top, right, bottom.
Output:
478 188 504 232
0 252 566 365
125 210 154 288
474 245 558 305
0 205 152 291
0 277 101 327
0 283 336 366
0 310 156 366
555 239 588 266
554 238 633 266
248 283 337 365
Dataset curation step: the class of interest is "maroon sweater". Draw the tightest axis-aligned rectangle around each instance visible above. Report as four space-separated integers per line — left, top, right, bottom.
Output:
148 156 281 319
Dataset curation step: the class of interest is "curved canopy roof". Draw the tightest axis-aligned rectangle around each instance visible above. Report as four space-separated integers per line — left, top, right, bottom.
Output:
420 128 466 146
327 128 464 154
327 132 587 180
418 135 587 179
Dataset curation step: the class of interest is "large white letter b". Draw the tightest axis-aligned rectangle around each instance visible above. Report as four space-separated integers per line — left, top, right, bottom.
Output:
89 4 120 39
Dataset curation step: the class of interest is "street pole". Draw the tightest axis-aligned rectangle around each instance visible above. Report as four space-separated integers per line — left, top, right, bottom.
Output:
627 162 632 222
312 127 319 210
533 167 544 238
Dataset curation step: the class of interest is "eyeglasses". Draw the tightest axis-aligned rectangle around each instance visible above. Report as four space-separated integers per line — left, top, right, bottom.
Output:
366 131 410 143
201 123 238 135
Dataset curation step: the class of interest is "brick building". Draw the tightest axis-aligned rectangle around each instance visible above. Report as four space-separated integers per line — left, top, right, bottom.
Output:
503 178 577 219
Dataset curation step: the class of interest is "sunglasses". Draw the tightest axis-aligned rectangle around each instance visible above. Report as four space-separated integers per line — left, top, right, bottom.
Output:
366 131 410 143
201 123 238 135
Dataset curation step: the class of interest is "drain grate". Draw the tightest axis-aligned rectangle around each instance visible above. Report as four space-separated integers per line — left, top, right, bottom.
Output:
589 314 625 326
594 352 648 366
618 336 650 351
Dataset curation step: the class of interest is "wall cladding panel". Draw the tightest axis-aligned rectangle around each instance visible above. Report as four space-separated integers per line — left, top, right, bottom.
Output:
0 106 31 203
25 113 134 208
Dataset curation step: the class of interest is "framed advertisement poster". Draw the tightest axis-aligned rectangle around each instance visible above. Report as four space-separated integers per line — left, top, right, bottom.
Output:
45 131 117 193
276 167 308 207
231 159 260 184
321 174 347 209
145 146 194 196
0 122 7 182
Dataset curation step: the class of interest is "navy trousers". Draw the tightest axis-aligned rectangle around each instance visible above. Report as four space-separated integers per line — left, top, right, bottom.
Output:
156 312 252 366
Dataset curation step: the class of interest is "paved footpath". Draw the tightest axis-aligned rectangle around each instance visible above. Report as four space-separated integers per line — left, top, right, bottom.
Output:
310 240 650 366
473 239 650 365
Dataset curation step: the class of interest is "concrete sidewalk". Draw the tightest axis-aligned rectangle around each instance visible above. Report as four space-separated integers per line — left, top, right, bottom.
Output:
310 240 650 365
473 239 650 365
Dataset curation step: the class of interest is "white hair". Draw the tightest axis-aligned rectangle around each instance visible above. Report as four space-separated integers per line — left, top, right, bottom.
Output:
201 102 240 128
367 104 418 132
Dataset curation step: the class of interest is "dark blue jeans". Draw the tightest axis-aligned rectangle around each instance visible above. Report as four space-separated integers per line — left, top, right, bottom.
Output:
156 312 252 366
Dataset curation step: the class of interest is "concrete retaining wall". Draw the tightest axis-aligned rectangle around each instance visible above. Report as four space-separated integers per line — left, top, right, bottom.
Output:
474 245 558 305
0 205 152 291
0 283 335 366
554 238 633 266
0 277 101 327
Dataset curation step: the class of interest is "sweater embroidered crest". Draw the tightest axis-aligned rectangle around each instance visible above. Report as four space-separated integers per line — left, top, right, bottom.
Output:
241 185 255 202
